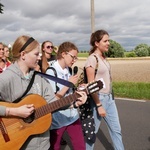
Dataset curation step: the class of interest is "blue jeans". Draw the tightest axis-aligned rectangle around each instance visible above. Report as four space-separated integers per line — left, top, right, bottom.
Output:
86 93 124 150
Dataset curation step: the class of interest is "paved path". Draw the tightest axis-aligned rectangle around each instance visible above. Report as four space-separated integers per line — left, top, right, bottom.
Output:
61 98 150 150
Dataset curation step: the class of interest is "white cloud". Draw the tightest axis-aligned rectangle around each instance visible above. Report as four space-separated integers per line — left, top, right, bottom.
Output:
0 0 150 51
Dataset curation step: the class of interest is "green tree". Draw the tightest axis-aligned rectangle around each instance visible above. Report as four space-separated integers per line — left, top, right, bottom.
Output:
105 39 125 58
134 44 149 57
0 2 4 14
147 46 150 56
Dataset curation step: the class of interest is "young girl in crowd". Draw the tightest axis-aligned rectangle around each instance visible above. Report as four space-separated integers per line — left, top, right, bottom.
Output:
39 40 56 73
0 36 87 150
0 43 10 73
3 45 11 65
85 30 124 150
46 42 86 150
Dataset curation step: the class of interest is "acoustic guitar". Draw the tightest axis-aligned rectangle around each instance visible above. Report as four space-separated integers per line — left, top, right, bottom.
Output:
0 80 103 150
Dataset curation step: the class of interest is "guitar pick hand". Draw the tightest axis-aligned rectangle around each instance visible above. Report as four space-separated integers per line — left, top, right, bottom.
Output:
6 104 35 118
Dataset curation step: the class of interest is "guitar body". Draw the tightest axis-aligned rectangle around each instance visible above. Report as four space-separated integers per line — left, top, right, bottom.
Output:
0 94 52 150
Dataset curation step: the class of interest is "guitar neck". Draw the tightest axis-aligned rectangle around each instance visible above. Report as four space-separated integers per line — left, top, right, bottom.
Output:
34 92 80 119
31 80 103 120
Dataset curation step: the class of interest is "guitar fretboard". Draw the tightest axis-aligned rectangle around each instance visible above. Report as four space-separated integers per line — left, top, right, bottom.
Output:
35 92 80 119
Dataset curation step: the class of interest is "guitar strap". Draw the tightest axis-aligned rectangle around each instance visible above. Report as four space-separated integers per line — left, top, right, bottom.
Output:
13 71 75 103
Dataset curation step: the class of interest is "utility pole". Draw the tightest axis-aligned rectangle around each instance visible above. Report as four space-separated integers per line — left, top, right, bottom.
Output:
91 0 95 33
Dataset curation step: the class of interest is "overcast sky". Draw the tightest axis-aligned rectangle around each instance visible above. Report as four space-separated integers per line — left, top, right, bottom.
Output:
0 0 150 51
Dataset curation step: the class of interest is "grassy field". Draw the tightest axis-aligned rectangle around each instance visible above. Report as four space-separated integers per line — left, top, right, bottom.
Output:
75 56 150 100
113 82 150 100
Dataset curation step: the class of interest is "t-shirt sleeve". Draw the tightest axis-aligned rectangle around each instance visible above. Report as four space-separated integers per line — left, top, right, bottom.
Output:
0 105 6 116
85 55 97 69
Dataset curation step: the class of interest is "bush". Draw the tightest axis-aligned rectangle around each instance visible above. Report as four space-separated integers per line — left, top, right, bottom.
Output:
134 44 149 57
125 52 136 57
134 47 149 57
148 47 150 56
105 39 125 58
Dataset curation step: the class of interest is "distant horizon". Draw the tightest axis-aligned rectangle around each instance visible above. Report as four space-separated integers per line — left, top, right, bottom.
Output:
5 42 149 52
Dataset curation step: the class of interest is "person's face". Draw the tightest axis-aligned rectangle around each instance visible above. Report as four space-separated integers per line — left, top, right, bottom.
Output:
4 47 9 58
96 34 110 53
63 49 78 67
43 42 54 55
0 44 4 59
23 46 41 69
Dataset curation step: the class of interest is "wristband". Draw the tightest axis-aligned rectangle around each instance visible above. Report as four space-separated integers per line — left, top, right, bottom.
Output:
6 107 10 116
96 104 102 108
73 102 78 109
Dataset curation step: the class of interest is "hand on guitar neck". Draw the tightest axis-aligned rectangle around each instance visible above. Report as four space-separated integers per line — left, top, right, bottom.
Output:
72 90 87 108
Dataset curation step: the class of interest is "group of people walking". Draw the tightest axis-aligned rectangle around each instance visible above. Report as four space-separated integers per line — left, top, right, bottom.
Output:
0 29 124 150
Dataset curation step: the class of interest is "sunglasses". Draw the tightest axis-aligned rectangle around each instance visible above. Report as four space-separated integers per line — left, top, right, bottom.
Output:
46 46 54 49
0 48 4 50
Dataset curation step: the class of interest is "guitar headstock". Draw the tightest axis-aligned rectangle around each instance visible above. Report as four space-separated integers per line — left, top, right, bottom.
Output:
77 80 103 95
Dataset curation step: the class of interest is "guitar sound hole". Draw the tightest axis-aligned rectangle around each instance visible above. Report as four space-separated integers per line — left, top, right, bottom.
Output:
23 112 35 123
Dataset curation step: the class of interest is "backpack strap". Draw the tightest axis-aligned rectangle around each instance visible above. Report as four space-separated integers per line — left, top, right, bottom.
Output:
93 55 98 75
8 69 75 103
46 67 60 93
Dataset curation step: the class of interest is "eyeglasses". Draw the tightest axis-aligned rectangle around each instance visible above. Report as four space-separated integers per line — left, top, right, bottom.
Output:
46 46 54 49
0 48 4 50
66 52 78 61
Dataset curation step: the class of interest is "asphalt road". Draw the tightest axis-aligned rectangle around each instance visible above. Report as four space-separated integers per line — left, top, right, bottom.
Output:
61 98 150 150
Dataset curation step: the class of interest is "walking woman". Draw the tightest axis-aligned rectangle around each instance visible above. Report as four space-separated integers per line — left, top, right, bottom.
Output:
85 30 124 150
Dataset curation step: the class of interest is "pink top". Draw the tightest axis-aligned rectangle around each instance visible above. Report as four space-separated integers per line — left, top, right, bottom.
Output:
0 61 11 73
85 53 112 94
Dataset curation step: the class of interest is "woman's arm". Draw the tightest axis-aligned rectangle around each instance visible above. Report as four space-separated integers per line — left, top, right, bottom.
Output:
86 66 102 105
56 75 78 98
0 104 35 118
86 66 106 117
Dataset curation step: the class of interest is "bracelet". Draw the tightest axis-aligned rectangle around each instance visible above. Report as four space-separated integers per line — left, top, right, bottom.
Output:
73 101 78 109
6 107 10 116
96 104 102 108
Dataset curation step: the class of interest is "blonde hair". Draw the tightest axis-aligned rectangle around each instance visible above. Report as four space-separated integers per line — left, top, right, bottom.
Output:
12 35 39 61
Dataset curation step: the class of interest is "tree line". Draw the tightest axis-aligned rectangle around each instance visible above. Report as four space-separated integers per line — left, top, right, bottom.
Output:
80 39 150 58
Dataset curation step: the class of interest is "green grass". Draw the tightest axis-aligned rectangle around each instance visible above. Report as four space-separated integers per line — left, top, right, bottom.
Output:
113 82 150 100
78 53 89 57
